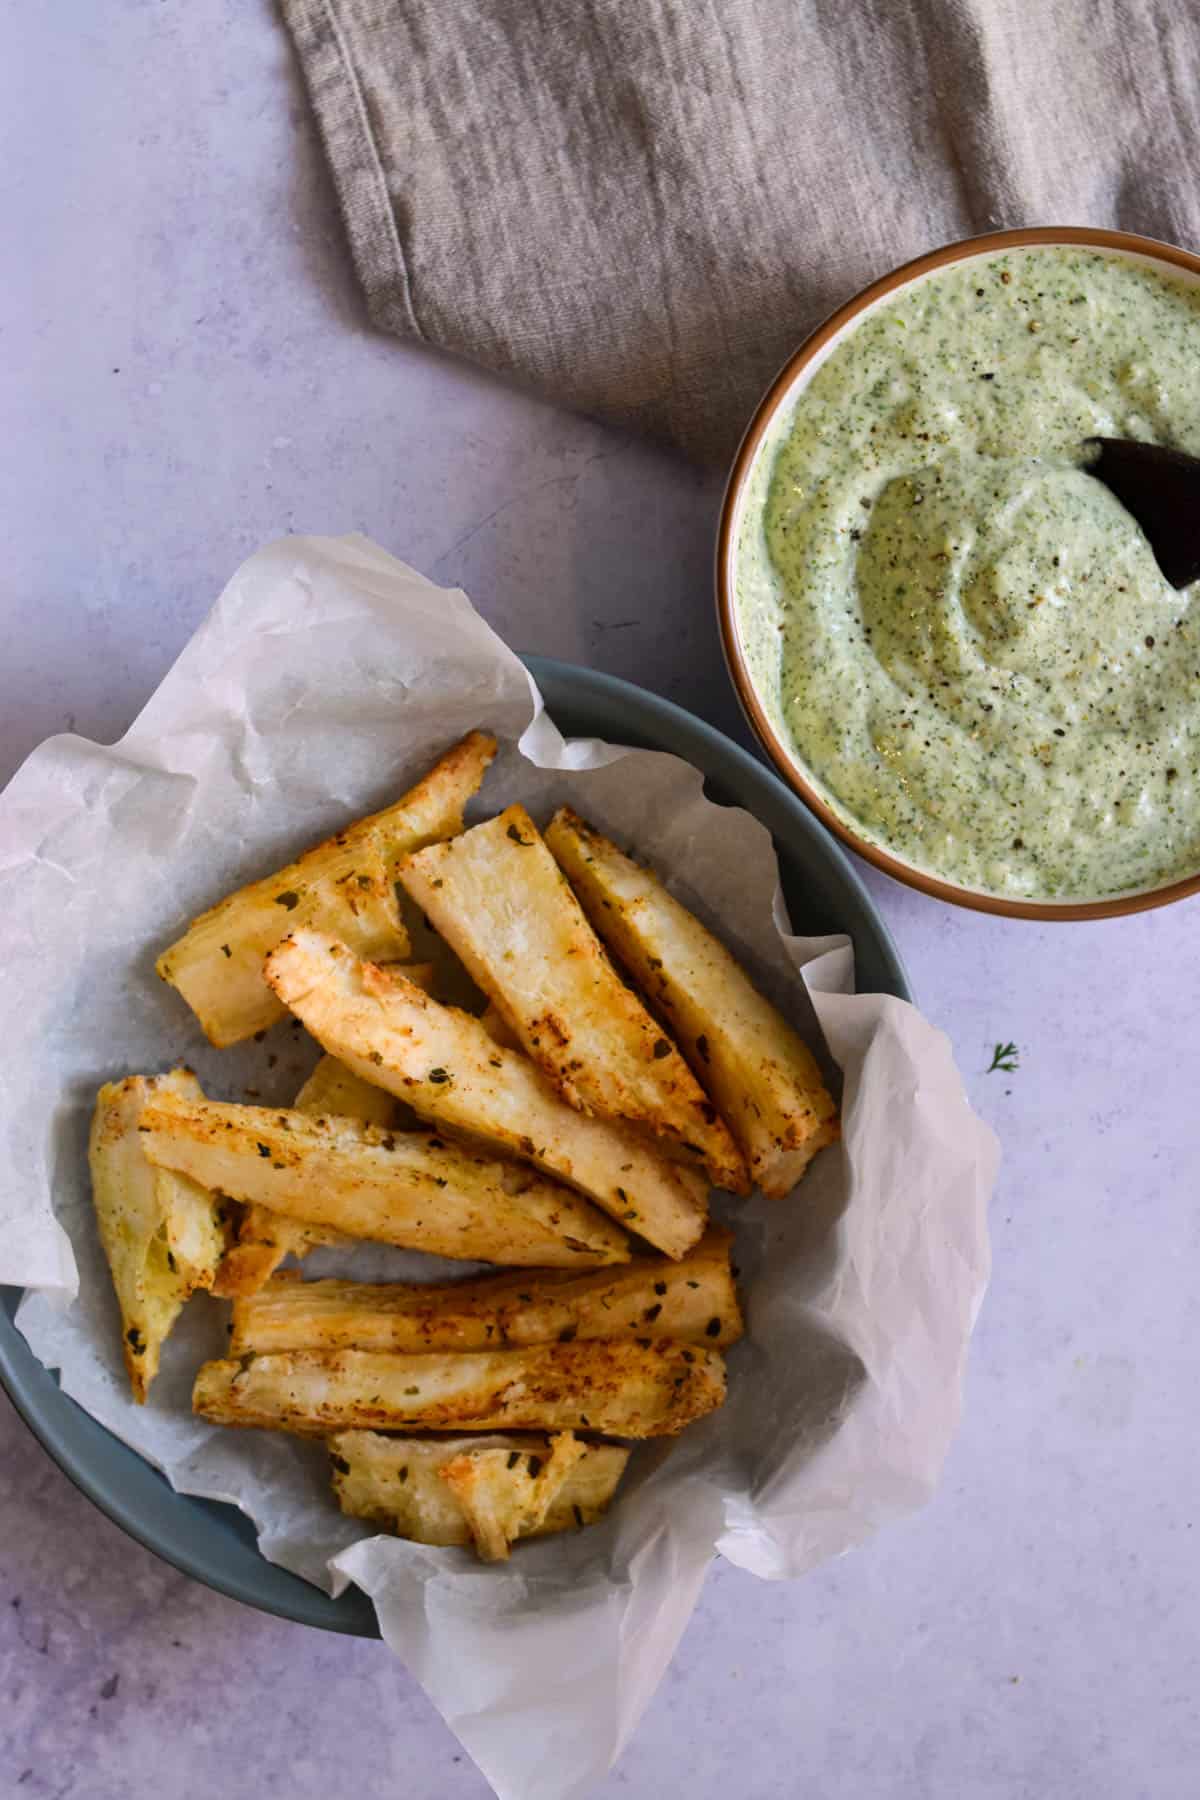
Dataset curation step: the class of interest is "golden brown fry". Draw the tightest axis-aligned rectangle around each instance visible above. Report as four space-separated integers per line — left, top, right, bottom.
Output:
155 1165 226 1295
329 1430 629 1556
438 1432 587 1560
141 1093 628 1267
399 807 748 1191
215 969 437 1297
478 1002 519 1049
194 1338 725 1437
264 931 708 1259
546 808 839 1198
293 1052 405 1125
156 732 496 1046
89 1069 229 1403
213 1211 346 1301
212 1053 400 1298
230 1225 743 1356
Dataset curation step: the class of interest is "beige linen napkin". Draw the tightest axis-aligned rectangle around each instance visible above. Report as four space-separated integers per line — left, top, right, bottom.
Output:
281 0 1200 462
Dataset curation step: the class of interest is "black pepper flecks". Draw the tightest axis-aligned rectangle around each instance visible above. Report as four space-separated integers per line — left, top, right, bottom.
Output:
745 245 1200 901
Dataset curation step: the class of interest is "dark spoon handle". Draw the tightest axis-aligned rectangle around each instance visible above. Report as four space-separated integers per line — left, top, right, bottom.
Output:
1085 437 1200 591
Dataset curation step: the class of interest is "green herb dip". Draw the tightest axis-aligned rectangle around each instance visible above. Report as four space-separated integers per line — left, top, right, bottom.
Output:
735 247 1200 899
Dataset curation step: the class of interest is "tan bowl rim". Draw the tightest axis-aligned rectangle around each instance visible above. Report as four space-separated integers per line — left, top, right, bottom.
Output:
716 224 1200 922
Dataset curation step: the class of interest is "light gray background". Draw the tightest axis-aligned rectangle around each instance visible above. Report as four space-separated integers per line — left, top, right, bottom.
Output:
2 5 1197 1799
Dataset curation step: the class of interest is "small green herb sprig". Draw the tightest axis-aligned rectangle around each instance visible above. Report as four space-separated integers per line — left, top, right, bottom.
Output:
987 1041 1019 1073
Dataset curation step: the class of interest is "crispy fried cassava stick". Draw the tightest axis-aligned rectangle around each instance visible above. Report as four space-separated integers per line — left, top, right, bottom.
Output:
212 1054 401 1297
398 807 748 1191
89 1069 228 1402
264 932 708 1258
329 1430 629 1560
141 1094 629 1267
156 1164 226 1294
156 731 495 1046
216 963 438 1295
545 808 839 1198
194 1338 725 1437
292 1050 406 1122
478 1002 518 1049
436 1432 587 1561
230 1225 742 1356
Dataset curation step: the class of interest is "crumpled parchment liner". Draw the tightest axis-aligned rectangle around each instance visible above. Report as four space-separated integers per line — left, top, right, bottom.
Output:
1 536 997 1800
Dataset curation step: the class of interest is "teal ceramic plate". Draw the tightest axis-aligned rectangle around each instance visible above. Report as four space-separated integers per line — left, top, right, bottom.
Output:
0 657 910 1638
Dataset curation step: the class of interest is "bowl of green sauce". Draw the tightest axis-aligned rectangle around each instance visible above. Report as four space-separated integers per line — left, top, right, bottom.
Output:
718 226 1200 919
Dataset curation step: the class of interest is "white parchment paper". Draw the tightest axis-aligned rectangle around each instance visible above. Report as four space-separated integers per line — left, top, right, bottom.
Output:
0 536 997 1800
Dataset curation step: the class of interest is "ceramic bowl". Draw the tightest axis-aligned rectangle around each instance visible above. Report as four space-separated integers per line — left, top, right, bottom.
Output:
0 656 910 1636
717 226 1200 921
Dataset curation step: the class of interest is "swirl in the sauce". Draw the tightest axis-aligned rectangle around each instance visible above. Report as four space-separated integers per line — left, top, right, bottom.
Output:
736 248 1200 899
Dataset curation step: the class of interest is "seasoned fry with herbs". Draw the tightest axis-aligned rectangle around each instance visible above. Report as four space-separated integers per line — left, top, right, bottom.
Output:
399 807 748 1191
213 1211 345 1301
264 931 709 1258
212 1054 399 1297
91 730 773 1564
155 1164 227 1296
230 1225 743 1356
546 808 839 1198
478 1002 518 1049
292 1051 403 1124
156 731 496 1046
89 1069 229 1403
329 1430 629 1559
193 1337 725 1437
438 1432 587 1561
140 1093 629 1267
215 968 437 1295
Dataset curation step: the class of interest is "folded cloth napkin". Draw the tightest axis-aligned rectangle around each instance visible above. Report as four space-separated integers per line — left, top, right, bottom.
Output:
281 0 1200 464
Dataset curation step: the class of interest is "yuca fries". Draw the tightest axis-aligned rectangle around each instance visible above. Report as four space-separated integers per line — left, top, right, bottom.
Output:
292 1050 406 1122
193 1338 725 1437
437 1432 587 1561
213 1053 400 1297
89 1069 229 1402
546 808 839 1197
264 931 708 1258
141 1093 629 1267
329 1430 630 1560
85 727 835 1561
399 806 748 1191
216 963 440 1294
230 1225 742 1356
156 731 495 1046
478 1002 518 1049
